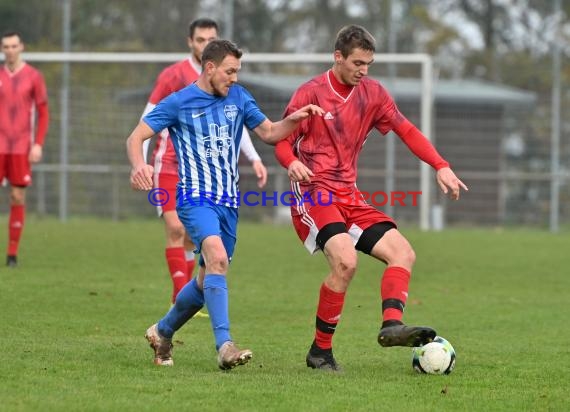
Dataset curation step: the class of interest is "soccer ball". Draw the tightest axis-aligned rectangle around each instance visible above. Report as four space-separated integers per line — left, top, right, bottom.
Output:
412 336 456 375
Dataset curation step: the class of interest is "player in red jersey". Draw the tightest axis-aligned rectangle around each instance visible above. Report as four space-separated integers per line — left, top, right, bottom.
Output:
141 18 268 304
0 31 49 268
275 25 468 371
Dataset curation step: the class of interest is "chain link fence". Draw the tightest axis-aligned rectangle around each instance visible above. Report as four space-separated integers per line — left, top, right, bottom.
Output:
1 55 568 230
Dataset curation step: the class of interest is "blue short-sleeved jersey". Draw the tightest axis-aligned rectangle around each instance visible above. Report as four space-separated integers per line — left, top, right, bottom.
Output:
144 83 266 207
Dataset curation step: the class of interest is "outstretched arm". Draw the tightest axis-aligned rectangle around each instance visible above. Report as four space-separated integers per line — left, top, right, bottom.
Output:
394 118 468 200
253 104 324 144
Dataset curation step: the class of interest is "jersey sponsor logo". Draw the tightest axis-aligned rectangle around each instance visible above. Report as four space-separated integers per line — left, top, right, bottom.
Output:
192 111 206 118
204 123 232 158
324 111 334 120
224 105 238 121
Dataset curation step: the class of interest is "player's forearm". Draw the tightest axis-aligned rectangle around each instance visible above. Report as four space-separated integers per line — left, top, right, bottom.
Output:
127 122 154 168
260 118 301 145
34 103 49 146
394 120 449 170
275 139 298 169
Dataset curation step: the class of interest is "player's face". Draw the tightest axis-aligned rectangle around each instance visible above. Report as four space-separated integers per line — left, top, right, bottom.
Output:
1 35 24 64
188 27 218 64
208 55 240 97
334 48 374 86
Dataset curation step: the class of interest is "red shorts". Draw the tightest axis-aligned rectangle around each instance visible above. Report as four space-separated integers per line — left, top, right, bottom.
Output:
0 154 32 187
292 202 396 254
153 173 178 216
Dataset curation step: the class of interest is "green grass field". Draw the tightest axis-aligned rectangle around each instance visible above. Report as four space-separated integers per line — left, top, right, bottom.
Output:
1 217 569 411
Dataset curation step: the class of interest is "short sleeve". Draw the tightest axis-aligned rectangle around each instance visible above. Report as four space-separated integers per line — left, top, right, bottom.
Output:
143 93 180 133
242 88 266 130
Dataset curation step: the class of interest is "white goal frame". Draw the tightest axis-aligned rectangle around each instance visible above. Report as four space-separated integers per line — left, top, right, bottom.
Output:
16 52 434 230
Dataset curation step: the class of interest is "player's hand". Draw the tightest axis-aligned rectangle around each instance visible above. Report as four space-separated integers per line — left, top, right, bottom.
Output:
436 167 468 200
130 164 154 191
251 160 268 188
288 104 325 122
288 160 314 183
29 144 43 163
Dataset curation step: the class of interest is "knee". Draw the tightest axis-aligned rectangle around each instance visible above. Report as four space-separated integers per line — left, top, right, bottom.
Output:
334 253 358 282
166 221 185 243
10 192 25 205
205 251 229 274
398 245 416 269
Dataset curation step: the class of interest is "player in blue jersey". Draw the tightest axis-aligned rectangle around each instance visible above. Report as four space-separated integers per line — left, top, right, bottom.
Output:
126 39 324 370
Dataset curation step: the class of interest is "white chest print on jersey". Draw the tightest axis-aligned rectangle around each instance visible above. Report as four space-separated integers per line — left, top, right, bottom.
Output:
204 123 232 158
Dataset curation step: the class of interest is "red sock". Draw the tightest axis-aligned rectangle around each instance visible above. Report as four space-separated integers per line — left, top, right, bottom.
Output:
165 247 188 303
186 253 196 281
8 205 25 256
314 283 345 350
380 266 411 323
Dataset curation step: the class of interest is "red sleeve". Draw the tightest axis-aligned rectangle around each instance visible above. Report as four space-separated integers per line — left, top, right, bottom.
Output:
393 118 449 170
35 102 49 146
275 138 298 169
33 72 49 146
274 87 311 169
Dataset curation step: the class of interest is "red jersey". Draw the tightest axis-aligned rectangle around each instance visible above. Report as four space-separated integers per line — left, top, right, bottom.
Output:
0 63 48 154
280 71 406 214
147 58 200 175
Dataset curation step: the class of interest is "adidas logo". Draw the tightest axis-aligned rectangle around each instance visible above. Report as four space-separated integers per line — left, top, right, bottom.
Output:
324 112 334 120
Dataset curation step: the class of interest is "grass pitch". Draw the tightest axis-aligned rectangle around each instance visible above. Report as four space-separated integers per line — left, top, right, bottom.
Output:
1 217 568 411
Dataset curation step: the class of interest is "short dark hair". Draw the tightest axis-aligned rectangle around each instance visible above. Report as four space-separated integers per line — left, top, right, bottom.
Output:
334 25 375 58
1 31 22 42
201 39 242 69
188 18 218 39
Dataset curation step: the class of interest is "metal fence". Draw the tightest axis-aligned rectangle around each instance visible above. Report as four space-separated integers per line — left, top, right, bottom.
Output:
1 53 568 230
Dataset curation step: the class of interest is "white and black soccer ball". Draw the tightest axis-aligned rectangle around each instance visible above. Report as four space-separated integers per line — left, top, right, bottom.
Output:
412 336 456 375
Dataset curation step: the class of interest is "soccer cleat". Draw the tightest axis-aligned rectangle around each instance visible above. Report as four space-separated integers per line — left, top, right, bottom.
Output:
378 324 437 347
194 309 209 318
6 255 17 268
217 341 252 370
145 324 173 366
306 343 342 372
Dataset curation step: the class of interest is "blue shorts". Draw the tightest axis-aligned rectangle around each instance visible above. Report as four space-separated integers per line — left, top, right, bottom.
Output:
176 202 238 266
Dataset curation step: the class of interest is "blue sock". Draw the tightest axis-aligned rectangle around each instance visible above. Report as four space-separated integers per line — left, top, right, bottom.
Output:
158 278 204 338
203 274 231 350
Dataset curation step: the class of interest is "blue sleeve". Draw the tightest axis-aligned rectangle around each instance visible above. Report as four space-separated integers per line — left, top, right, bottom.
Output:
143 93 180 133
242 88 266 130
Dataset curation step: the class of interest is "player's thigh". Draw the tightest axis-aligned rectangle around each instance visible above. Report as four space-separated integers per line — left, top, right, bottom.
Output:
176 204 237 260
162 210 185 245
369 228 416 268
7 154 31 187
176 203 221 254
341 204 397 256
197 206 237 269
292 203 347 254
154 173 178 217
